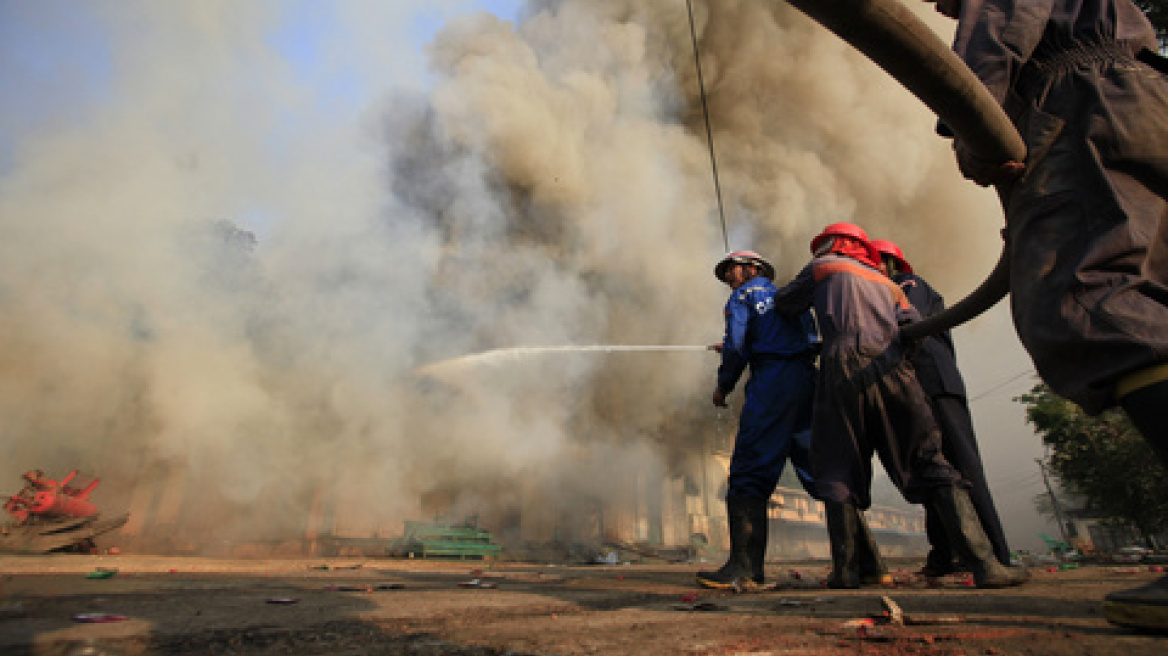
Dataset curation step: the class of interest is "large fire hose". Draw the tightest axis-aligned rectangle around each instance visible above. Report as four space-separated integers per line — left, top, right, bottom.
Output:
785 0 1025 339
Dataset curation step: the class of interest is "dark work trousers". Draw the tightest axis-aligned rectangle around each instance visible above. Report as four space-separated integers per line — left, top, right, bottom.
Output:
924 394 1011 567
1006 51 1168 416
811 346 964 508
728 356 817 500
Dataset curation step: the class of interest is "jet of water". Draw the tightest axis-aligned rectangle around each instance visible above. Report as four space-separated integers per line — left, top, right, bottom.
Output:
415 345 712 381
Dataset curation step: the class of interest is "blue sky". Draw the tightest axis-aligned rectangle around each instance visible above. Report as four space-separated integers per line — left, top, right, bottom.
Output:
0 0 525 174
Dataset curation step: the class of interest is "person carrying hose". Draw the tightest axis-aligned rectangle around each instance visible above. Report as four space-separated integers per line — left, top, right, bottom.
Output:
926 0 1168 629
771 222 1028 589
695 250 825 590
872 238 1013 577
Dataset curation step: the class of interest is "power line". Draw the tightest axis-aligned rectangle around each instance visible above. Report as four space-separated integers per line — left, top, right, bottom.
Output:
969 368 1037 402
685 0 729 253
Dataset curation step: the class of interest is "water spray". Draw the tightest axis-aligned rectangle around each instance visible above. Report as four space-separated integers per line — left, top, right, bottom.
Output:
415 345 712 381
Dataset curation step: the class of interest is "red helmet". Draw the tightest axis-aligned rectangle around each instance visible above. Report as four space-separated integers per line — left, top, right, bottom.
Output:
810 222 870 256
870 239 914 274
714 250 776 282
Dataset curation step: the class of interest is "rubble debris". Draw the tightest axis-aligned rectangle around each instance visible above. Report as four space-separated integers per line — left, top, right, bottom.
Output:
72 614 129 623
1 469 128 554
776 597 835 608
390 520 502 559
323 583 405 592
874 595 965 626
458 578 497 589
880 595 905 626
672 601 725 611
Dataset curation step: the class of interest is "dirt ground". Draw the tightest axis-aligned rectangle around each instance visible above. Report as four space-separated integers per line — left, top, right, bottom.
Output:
0 554 1165 656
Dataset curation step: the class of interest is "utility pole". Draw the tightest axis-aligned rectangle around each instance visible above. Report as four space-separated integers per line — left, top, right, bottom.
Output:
1036 458 1071 546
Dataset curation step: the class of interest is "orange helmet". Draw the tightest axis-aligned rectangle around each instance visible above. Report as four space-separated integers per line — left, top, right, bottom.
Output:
870 239 914 274
714 250 776 282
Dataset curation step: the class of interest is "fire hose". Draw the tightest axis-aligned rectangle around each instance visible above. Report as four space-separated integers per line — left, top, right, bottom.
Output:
785 0 1025 339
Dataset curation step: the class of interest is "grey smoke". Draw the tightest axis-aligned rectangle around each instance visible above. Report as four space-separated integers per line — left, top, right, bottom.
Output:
1 1 1036 549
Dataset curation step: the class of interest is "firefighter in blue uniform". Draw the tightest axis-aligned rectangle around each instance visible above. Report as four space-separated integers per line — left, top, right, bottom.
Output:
695 251 821 590
872 239 1012 576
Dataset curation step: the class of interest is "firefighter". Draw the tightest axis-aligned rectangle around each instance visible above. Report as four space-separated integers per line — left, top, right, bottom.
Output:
927 0 1168 628
771 222 1027 589
695 251 821 590
871 239 1012 575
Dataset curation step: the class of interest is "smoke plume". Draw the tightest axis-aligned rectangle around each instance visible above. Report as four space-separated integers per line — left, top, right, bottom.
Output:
0 1 1004 550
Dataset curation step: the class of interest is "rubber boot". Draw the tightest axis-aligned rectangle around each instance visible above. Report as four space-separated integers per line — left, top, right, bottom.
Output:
696 496 760 590
919 506 959 577
1103 574 1168 632
854 506 892 586
1105 380 1168 630
824 501 860 589
743 498 770 585
930 486 1028 589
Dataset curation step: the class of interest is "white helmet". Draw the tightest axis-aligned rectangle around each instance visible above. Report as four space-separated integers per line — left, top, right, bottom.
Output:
714 251 775 282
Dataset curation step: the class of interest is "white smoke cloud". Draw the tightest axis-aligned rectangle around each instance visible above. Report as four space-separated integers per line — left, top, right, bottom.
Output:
0 0 1027 550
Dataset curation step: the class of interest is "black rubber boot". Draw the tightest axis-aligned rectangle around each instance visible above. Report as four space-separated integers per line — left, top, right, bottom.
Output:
854 506 891 586
1119 379 1168 470
696 496 760 590
930 486 1028 589
1106 380 1168 630
825 501 860 589
743 498 770 585
1103 574 1168 632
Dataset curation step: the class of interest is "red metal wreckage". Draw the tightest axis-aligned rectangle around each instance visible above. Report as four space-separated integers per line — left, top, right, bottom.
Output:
0 469 128 554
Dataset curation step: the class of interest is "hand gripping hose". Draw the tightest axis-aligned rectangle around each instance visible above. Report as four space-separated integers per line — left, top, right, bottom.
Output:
785 0 1026 338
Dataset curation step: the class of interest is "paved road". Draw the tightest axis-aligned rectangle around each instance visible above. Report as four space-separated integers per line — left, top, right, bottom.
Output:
0 555 1164 655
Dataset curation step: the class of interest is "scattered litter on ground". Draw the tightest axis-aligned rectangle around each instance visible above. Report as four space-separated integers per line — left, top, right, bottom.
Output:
596 552 621 565
776 596 834 608
672 601 724 611
880 595 905 626
458 578 497 589
85 568 117 579
72 613 129 623
264 598 299 604
322 582 405 592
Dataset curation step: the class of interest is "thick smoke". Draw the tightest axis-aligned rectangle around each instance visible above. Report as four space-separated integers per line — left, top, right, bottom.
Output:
0 1 1007 551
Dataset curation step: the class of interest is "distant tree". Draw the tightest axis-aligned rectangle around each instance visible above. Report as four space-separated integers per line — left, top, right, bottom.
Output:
1014 384 1168 548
